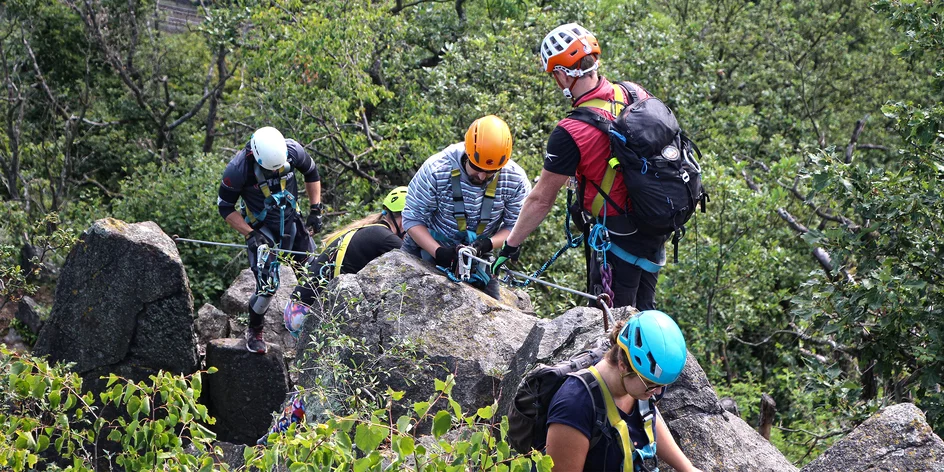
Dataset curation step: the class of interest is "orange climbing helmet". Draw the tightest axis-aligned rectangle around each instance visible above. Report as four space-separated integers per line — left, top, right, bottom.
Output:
464 115 513 172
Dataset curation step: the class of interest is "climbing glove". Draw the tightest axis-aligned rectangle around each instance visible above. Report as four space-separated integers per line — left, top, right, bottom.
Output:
471 236 493 257
246 230 274 253
307 203 324 234
434 245 459 270
490 242 520 275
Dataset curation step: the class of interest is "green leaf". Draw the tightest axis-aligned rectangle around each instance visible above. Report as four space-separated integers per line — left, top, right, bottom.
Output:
386 386 405 401
476 404 494 420
353 423 386 452
432 410 451 438
397 436 414 456
413 401 431 417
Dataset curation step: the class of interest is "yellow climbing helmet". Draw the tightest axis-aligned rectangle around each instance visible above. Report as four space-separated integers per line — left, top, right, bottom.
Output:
383 186 409 213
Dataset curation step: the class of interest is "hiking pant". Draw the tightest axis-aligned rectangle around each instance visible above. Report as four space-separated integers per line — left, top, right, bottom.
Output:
586 247 658 310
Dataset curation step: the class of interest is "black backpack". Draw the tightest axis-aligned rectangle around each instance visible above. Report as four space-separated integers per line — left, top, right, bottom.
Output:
507 347 609 454
569 82 708 259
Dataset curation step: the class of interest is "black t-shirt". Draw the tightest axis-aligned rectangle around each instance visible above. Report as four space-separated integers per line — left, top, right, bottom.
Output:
543 126 581 176
293 223 402 306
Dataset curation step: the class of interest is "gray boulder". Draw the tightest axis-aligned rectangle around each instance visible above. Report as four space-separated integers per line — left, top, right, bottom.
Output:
220 266 298 353
659 352 798 472
33 219 198 389
195 303 230 356
800 402 944 472
204 338 290 444
294 250 538 425
16 295 45 335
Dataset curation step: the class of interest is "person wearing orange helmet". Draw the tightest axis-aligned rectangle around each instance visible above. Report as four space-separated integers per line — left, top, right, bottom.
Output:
492 23 672 311
401 115 531 299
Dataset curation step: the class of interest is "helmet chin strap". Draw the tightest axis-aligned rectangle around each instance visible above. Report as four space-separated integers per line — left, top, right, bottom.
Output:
383 210 405 238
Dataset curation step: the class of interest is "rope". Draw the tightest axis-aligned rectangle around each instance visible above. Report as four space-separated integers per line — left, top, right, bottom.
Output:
464 252 614 327
509 187 584 288
173 237 315 256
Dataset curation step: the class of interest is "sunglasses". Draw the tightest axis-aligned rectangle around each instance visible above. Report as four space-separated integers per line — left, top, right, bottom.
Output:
466 157 498 175
621 371 664 393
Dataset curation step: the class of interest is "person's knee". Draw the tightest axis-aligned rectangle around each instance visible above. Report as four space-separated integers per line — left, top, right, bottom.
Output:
249 293 273 314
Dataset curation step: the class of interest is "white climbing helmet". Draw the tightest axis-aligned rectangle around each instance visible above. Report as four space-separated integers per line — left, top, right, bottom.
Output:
250 127 288 171
539 23 601 77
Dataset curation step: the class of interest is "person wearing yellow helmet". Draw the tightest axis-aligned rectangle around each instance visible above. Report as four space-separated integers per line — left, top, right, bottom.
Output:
401 115 531 300
283 187 408 337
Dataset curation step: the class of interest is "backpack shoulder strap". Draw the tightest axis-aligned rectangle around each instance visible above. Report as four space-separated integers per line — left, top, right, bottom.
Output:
570 369 608 450
637 398 657 446
587 366 635 472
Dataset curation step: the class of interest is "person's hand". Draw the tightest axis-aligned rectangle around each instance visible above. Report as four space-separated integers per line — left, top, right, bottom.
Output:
490 242 520 275
471 236 493 257
307 203 324 234
434 245 459 270
246 230 274 253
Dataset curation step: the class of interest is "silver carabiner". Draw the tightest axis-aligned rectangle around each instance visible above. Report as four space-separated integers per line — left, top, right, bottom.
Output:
256 244 271 270
456 246 475 282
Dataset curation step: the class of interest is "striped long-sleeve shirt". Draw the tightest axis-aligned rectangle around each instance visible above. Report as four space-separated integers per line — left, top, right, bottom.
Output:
402 142 531 253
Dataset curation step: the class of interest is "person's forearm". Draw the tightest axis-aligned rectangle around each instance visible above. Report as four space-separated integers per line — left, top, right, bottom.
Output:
225 212 254 238
407 225 442 255
489 228 511 249
506 194 555 247
306 181 321 206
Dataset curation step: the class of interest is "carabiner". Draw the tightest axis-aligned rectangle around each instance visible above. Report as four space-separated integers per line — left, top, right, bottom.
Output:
456 246 475 282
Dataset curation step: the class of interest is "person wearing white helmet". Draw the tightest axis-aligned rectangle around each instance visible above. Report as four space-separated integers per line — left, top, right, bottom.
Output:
492 23 672 311
218 126 323 353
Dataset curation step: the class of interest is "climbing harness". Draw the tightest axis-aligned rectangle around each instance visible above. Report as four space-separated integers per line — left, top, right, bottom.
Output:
462 252 615 330
451 167 500 242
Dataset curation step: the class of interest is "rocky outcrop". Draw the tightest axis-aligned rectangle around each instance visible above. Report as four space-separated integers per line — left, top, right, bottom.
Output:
800 402 944 472
294 250 539 425
33 218 198 390
219 266 298 353
16 295 44 335
659 352 798 472
204 338 290 444
195 303 229 356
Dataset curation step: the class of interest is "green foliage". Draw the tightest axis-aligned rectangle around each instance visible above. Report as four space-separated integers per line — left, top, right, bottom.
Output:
110 154 238 306
0 346 217 471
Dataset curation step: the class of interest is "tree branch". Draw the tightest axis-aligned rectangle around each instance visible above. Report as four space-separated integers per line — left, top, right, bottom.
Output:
845 114 868 164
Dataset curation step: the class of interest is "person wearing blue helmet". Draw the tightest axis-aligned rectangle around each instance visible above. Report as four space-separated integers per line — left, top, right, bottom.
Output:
545 310 703 471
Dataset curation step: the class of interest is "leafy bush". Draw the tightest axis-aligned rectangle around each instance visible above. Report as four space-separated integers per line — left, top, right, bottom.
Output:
111 154 240 306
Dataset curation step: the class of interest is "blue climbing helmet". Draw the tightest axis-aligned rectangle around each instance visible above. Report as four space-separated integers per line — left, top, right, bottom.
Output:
617 310 688 385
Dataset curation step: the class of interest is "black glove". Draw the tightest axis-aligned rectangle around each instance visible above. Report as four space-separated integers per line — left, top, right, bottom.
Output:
246 230 274 253
434 245 459 269
307 203 324 234
490 242 521 275
471 236 493 256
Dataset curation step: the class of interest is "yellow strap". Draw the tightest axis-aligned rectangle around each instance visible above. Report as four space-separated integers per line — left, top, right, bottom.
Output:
588 365 634 472
591 167 619 217
579 84 627 218
476 174 500 235
331 224 387 278
577 84 627 115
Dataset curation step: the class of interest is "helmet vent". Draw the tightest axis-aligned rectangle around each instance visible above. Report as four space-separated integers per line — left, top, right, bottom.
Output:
634 327 643 348
647 353 657 375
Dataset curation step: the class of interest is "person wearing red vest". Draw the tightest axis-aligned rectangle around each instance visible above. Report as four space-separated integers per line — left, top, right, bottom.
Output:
491 23 670 311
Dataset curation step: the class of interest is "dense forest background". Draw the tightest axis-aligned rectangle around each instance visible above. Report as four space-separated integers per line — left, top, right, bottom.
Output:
0 0 941 465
